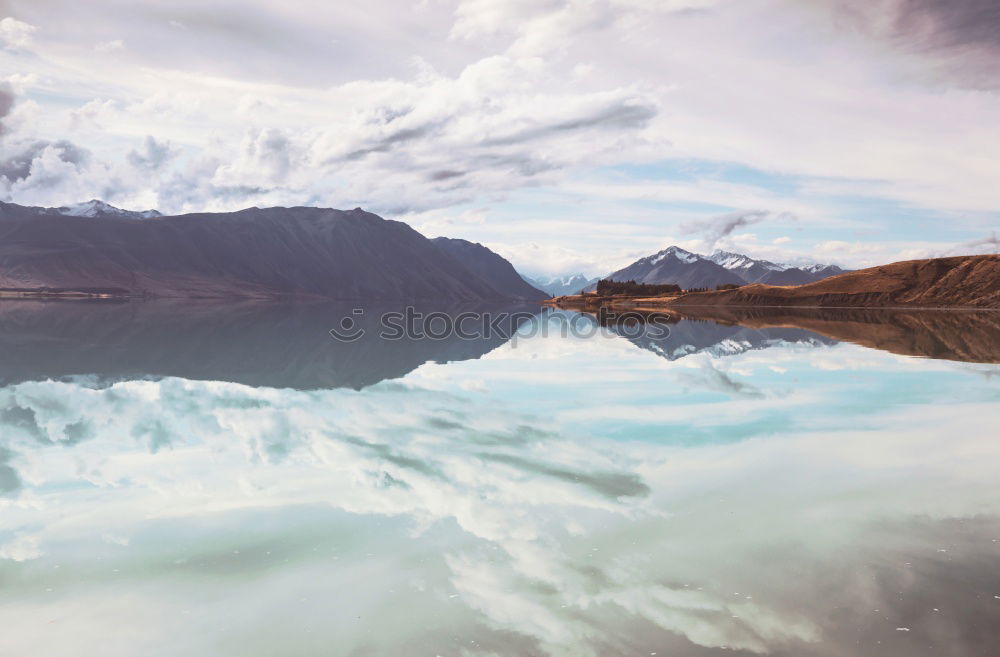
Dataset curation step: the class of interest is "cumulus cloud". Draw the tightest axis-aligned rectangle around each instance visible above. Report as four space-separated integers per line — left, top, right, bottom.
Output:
0 534 40 561
1 0 998 265
0 17 36 50
0 139 90 184
126 135 173 172
0 346 998 654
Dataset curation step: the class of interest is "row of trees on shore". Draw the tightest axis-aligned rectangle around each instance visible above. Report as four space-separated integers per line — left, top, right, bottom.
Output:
593 279 742 296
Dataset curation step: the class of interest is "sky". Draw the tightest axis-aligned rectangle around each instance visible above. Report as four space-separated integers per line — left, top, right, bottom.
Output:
0 0 998 277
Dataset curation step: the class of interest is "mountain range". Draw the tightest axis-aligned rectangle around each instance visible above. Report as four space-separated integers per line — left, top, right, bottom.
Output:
0 199 860 302
666 254 999 309
706 250 846 285
53 199 163 220
0 201 547 301
432 237 547 300
522 273 600 297
584 246 846 291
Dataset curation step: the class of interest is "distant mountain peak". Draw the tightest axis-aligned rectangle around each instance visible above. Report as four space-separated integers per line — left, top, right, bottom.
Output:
708 250 788 272
645 245 700 265
597 245 847 291
53 199 163 219
522 272 599 296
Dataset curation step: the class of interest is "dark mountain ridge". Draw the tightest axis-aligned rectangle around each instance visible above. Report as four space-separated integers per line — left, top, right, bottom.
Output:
431 237 547 300
0 202 537 301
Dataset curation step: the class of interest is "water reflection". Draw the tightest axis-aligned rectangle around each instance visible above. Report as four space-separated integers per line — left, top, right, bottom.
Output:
562 308 837 360
0 302 998 657
657 306 1000 364
0 300 540 389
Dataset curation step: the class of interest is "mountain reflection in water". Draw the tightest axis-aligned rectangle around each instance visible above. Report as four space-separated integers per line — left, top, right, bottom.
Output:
0 301 541 389
0 301 997 657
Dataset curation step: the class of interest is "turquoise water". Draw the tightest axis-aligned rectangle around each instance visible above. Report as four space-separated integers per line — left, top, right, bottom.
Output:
0 304 998 656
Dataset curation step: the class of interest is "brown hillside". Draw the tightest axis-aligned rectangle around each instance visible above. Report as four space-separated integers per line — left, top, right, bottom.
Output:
667 306 1000 363
669 255 1000 309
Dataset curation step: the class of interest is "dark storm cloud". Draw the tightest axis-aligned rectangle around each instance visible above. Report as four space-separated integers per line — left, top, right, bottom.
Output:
0 139 91 183
826 0 1000 86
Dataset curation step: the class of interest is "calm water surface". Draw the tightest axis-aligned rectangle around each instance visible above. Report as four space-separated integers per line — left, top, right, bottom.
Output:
1 302 998 657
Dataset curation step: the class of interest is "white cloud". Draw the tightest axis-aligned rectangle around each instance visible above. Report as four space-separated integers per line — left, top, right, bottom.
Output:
0 17 36 50
0 534 41 561
0 0 997 267
0 340 997 655
94 39 124 52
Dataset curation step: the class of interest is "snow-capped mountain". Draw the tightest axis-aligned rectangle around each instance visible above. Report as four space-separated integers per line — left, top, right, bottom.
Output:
52 200 162 220
522 273 599 297
625 323 835 362
587 246 847 291
591 246 745 290
708 250 846 285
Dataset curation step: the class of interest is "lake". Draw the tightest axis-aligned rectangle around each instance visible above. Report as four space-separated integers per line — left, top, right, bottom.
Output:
1 301 998 657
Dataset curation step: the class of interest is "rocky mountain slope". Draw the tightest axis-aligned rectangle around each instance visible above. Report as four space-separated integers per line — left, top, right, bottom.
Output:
0 202 535 301
431 237 547 300
669 255 1000 308
707 250 846 285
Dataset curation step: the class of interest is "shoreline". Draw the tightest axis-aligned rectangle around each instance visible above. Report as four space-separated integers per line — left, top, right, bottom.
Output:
543 295 1000 313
